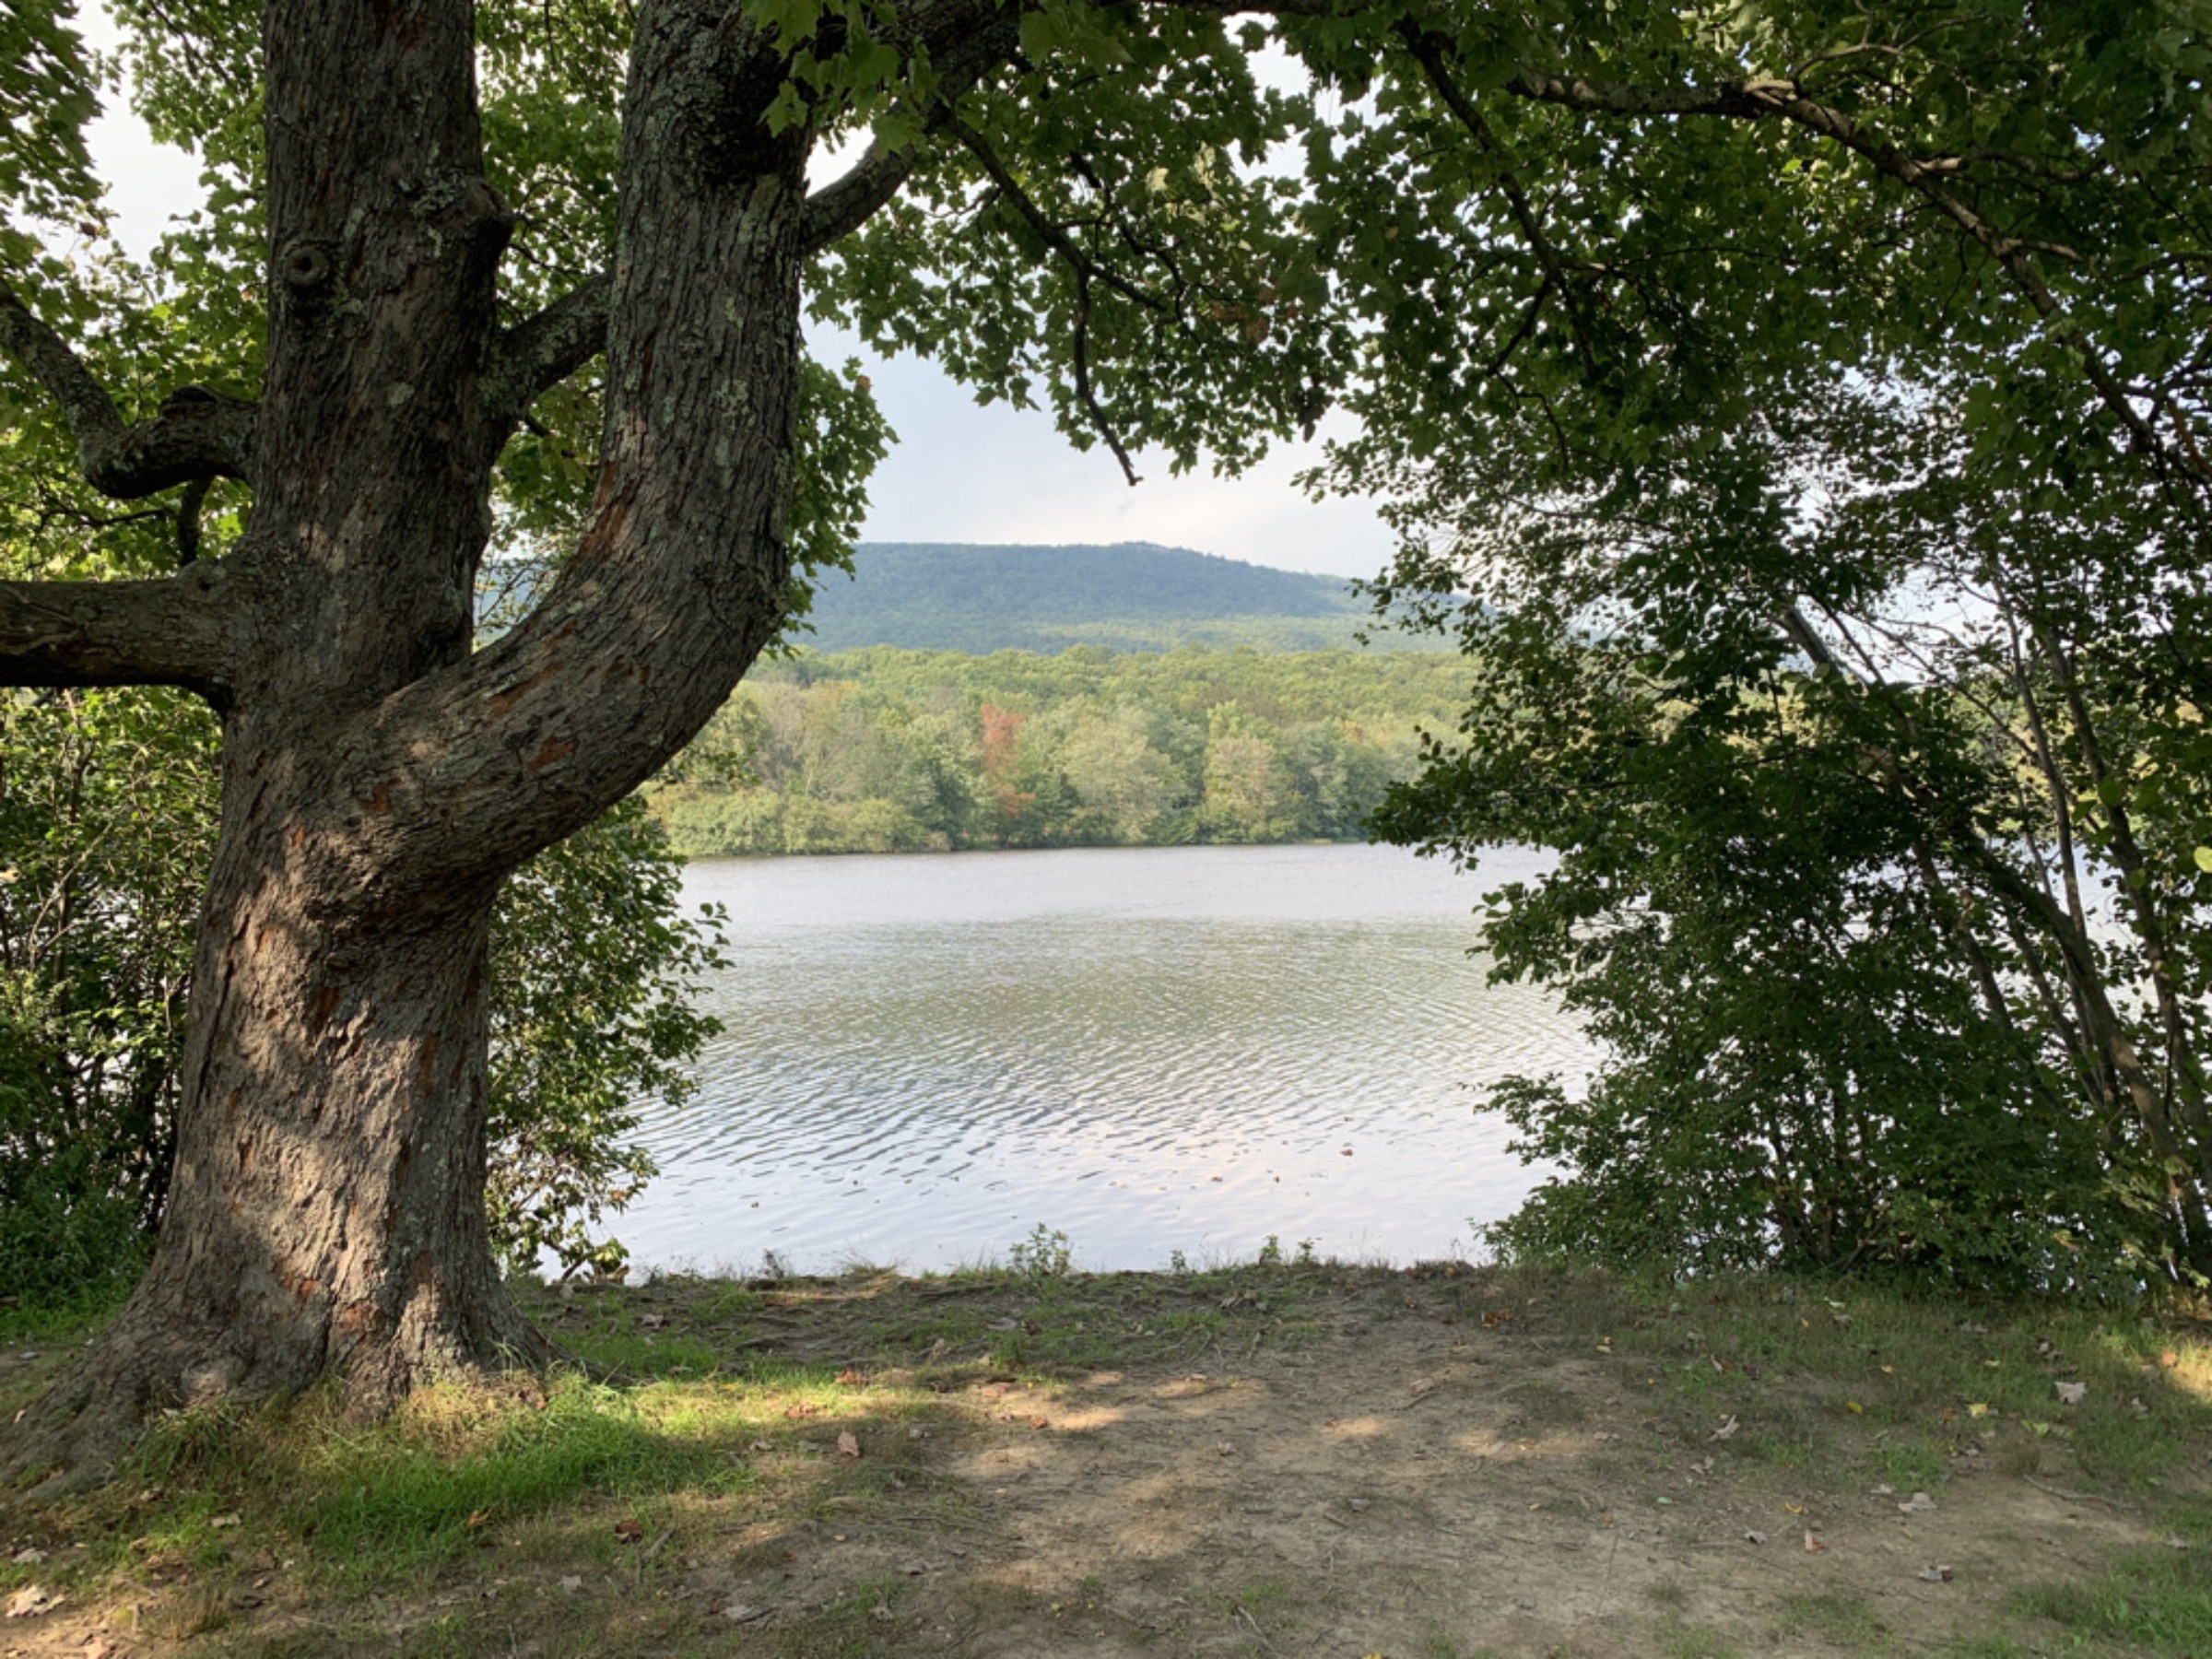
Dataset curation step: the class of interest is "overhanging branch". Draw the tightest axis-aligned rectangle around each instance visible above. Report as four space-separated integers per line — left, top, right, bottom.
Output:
1495 68 2186 478
0 279 254 496
802 138 926 253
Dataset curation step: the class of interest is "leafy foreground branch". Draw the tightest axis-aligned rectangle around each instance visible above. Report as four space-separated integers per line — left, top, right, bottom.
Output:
2 1259 2206 1657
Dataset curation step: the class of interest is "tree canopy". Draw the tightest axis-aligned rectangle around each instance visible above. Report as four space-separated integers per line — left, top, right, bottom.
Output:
1 0 2206 1485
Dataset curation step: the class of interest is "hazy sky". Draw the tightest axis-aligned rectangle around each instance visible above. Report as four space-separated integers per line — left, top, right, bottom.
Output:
76 9 1397 580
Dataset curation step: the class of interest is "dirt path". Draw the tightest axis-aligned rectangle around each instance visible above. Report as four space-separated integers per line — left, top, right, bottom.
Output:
674 1285 2170 1656
4 1264 2205 1657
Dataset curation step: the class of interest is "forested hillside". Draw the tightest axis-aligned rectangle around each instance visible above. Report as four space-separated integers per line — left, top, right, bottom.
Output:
793 541 1407 653
651 646 1468 855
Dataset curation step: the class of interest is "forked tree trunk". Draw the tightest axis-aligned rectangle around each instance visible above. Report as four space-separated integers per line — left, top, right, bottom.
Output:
3 0 819 1490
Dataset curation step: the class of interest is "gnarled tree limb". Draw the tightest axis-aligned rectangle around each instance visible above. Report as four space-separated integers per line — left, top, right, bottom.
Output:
0 563 241 692
0 278 253 496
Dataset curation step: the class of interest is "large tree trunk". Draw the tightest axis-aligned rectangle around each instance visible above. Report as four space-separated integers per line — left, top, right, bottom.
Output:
4 0 815 1490
14 787 542 1482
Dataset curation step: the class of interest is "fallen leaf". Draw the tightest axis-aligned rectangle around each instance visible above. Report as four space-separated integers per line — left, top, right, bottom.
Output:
1347 1498 1371 1512
1966 1402 1990 1418
614 1519 644 1544
5 1585 56 1618
900 1561 929 1576
1917 1564 1954 1583
1030 1415 1050 1430
1710 1415 1740 1441
1215 1441 1234 1457
1407 1377 1438 1402
835 1368 865 1387
837 1430 861 1459
1594 1339 1613 1354
719 1602 768 1623
2056 1381 2088 1406
1479 1308 1513 1328
559 1575 583 1594
1872 1484 1895 1496
9 1547 45 1565
638 1312 666 1330
210 1512 242 1528
1745 1530 1769 1546
1846 1400 1864 1414
1804 1532 1827 1554
784 1403 818 1420
465 1509 493 1530
2161 1349 2180 1368
1898 1491 1936 1515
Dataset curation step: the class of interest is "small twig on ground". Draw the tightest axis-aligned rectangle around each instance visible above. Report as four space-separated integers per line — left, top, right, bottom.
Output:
1234 1604 1281 1655
2024 1476 2131 1512
635 1526 675 1593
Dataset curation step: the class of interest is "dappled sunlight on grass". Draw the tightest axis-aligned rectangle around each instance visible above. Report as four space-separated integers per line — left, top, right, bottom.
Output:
3 1260 2208 1657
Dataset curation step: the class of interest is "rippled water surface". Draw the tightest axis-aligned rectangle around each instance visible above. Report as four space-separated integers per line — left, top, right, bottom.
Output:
621 842 1592 1273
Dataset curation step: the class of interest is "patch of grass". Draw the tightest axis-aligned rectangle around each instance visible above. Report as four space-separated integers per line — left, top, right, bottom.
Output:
302 1380 746 1583
765 1577 911 1659
2013 1547 2212 1654
1659 1618 1744 1659
1875 1439 1947 1492
1778 1588 1887 1648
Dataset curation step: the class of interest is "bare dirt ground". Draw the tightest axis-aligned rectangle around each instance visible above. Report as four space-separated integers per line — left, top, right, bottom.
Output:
4 1262 2207 1657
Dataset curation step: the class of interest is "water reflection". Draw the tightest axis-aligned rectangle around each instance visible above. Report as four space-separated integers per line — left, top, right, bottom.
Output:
620 843 1591 1273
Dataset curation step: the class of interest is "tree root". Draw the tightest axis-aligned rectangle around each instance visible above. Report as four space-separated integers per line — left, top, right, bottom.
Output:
3 1284 559 1505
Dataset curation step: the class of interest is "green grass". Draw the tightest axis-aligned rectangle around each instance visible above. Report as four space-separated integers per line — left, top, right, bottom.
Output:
2 1256 2206 1659
2013 1547 2212 1654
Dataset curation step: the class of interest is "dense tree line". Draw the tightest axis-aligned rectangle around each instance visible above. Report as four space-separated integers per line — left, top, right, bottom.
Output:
651 645 1470 853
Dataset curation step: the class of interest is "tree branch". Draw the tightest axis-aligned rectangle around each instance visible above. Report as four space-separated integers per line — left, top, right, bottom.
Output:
484 1 1018 429
1496 69 2186 477
802 138 926 253
1396 22 1602 378
484 273 610 436
0 564 241 692
945 114 1171 315
0 278 253 496
1071 269 1140 485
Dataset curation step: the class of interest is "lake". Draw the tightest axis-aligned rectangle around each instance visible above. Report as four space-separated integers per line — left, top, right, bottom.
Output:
618 841 1592 1275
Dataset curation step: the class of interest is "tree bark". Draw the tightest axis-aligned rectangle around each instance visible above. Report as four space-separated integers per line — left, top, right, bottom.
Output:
2 0 819 1490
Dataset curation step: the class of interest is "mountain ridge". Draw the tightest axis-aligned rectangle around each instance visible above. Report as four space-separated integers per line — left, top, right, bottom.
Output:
791 539 1399 654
